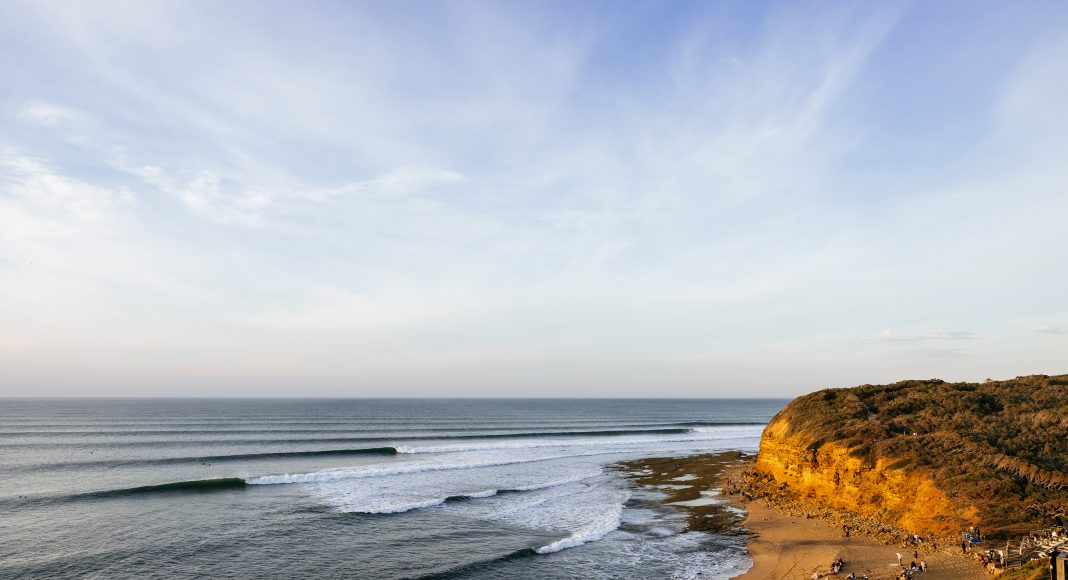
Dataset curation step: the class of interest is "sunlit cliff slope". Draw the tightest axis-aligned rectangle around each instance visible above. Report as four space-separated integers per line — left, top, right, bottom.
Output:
754 375 1068 539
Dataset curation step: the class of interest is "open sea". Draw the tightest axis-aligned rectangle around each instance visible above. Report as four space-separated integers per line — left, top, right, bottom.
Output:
0 398 786 579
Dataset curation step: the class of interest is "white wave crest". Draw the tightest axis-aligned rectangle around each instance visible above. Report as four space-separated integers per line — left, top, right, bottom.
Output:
534 494 626 554
246 423 762 489
247 455 546 485
690 425 760 434
321 469 603 514
394 426 763 455
247 432 760 487
360 497 452 514
510 469 603 491
336 491 501 514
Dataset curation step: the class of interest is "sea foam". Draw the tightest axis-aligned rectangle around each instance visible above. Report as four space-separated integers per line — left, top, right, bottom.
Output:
534 500 626 554
318 468 603 514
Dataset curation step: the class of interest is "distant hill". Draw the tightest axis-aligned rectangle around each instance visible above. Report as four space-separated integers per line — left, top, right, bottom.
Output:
754 374 1068 539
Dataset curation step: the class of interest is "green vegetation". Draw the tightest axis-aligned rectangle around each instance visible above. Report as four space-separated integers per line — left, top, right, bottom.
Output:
775 374 1068 538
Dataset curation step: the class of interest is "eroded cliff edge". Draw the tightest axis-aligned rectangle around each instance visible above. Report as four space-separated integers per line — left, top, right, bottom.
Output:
751 374 1068 539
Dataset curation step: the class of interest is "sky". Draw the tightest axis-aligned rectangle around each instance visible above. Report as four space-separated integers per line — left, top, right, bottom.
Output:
1 0 1066 397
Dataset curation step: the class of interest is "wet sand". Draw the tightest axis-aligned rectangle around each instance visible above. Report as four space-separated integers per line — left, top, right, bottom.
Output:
618 452 987 579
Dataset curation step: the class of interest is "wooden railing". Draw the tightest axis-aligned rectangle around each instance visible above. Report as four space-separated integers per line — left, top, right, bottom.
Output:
1009 526 1067 569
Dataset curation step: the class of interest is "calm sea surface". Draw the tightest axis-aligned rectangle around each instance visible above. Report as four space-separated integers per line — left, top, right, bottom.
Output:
0 398 786 579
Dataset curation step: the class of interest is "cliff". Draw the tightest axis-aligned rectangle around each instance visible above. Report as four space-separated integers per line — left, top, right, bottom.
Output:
754 374 1068 539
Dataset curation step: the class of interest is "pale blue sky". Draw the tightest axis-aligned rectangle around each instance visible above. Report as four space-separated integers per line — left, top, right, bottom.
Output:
1 1 1066 396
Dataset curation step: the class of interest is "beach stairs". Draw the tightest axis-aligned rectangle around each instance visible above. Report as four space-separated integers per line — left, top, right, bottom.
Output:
1015 526 1068 570
1004 541 1023 570
994 525 1067 572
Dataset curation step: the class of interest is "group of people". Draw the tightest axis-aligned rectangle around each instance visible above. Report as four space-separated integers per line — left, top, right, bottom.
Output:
1024 525 1064 550
809 550 936 579
809 557 846 578
963 526 983 546
895 560 927 579
894 551 927 579
976 548 1004 575
960 526 984 557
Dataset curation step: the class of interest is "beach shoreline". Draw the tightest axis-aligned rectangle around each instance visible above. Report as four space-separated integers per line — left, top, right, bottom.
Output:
734 498 986 579
618 452 988 579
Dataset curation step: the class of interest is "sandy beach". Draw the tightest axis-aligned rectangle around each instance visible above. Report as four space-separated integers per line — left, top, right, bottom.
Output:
619 452 988 580
737 499 986 579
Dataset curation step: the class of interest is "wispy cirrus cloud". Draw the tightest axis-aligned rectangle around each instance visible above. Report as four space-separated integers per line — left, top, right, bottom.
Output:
15 101 86 126
1 0 1066 396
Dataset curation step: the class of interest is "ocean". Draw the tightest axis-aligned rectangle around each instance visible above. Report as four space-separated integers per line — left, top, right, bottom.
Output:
0 398 785 579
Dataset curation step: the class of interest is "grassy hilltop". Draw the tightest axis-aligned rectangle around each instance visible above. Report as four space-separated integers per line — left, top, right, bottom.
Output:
754 374 1068 539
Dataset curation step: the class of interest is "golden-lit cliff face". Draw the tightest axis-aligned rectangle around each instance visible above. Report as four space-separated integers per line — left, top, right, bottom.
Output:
750 375 1068 537
755 415 978 536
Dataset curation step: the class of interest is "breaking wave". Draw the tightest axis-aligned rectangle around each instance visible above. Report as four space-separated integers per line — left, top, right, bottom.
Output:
325 470 604 514
534 502 624 554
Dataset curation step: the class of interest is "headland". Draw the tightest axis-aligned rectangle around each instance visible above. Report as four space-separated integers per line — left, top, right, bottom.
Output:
622 374 1067 579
